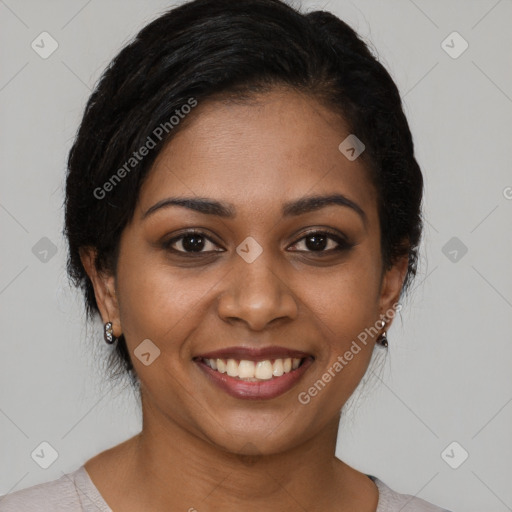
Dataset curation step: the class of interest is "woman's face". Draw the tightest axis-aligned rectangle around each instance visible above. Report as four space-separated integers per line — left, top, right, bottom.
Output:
85 88 406 455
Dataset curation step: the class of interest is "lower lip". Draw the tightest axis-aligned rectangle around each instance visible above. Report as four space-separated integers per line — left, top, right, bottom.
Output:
195 358 314 400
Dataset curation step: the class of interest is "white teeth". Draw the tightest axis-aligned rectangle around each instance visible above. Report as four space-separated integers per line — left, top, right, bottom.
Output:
204 357 304 380
226 359 238 377
254 360 273 380
216 359 226 373
238 360 255 378
272 359 284 376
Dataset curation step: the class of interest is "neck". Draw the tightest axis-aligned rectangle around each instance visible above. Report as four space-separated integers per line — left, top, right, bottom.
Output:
121 397 363 511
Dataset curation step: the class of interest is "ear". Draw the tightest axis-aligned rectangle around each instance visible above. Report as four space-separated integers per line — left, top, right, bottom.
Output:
79 247 122 337
378 254 409 328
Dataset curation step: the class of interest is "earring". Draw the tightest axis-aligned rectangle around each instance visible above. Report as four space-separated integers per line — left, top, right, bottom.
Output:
376 318 388 348
103 321 117 344
377 331 388 347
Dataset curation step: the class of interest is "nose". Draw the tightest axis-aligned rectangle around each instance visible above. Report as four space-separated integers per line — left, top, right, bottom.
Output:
217 250 298 331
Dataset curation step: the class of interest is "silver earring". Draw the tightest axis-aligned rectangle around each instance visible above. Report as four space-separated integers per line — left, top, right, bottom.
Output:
104 321 117 344
377 331 388 347
376 318 388 347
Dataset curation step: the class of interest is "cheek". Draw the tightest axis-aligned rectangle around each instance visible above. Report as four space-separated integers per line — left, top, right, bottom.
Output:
294 280 380 422
115 250 217 354
312 257 381 325
303 255 382 367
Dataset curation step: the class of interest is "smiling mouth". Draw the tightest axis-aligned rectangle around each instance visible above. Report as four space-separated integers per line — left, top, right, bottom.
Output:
196 356 311 381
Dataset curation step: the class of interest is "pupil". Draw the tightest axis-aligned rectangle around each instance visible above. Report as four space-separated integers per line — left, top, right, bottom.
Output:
306 234 327 251
183 234 205 252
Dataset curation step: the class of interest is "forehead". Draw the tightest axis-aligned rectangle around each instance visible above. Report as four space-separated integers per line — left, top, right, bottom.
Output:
137 88 377 222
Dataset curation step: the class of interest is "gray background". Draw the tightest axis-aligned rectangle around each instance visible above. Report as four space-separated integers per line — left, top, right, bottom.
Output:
1 1 511 511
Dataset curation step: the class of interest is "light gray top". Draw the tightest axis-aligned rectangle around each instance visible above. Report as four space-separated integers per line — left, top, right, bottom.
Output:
0 465 452 511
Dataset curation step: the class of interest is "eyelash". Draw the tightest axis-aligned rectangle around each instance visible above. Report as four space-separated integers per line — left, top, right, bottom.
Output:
162 229 353 257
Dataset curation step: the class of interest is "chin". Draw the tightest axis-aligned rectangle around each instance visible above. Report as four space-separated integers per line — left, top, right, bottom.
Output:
198 415 307 458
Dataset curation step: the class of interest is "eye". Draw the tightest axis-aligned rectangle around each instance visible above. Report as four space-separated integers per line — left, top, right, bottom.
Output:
288 230 353 253
163 230 223 254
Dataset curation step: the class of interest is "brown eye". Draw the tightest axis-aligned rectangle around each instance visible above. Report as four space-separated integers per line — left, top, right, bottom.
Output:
163 230 223 254
289 230 353 253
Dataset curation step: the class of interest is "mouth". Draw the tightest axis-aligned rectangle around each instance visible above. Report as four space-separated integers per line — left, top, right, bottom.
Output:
193 347 315 400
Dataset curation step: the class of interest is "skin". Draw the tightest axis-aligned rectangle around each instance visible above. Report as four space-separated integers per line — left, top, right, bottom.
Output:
80 87 408 512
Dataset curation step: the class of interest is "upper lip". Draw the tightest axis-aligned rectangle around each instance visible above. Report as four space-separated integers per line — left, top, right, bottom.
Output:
194 346 313 361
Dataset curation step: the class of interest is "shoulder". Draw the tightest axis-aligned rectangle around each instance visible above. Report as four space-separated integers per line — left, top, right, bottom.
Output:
370 476 453 512
0 470 79 512
0 465 110 512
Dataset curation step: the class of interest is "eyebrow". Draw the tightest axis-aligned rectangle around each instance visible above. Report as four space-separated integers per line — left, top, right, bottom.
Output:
142 193 367 226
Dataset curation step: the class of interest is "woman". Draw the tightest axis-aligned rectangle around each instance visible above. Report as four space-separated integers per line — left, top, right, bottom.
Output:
0 0 453 510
